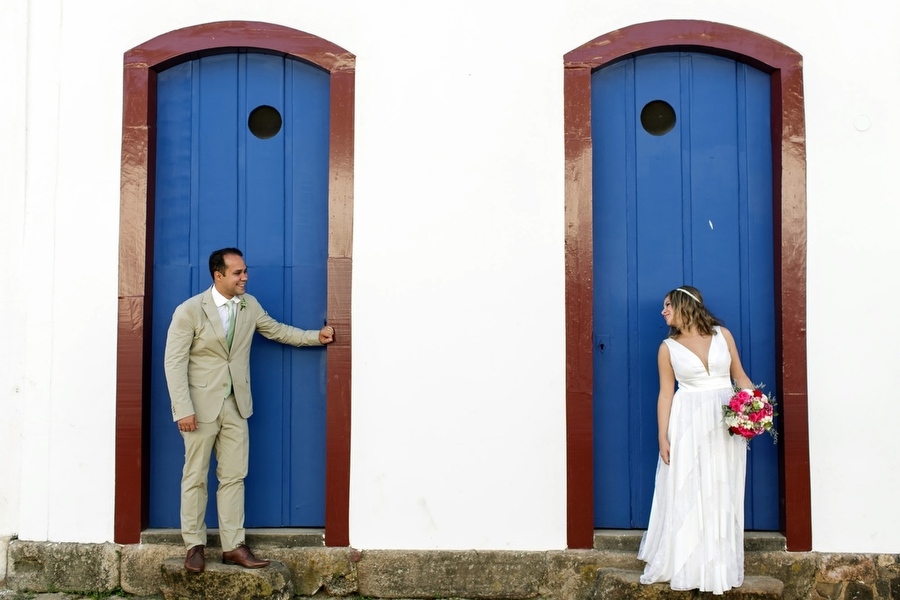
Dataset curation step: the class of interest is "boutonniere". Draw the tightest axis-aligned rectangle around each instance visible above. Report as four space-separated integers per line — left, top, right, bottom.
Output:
239 298 247 311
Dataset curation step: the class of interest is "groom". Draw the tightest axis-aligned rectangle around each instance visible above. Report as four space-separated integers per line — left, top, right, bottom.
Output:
164 247 334 573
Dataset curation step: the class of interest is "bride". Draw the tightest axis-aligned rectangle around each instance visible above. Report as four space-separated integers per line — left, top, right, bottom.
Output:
638 285 755 595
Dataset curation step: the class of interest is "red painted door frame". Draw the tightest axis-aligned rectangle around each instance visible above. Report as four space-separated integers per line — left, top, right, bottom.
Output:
564 20 811 551
115 21 354 546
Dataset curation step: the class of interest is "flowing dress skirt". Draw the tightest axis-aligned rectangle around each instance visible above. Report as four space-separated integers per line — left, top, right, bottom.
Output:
638 349 747 595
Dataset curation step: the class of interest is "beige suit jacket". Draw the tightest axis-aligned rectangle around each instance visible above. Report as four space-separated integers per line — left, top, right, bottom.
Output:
164 287 322 423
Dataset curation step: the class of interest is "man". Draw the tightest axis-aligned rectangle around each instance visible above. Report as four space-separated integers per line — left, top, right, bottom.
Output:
164 247 334 573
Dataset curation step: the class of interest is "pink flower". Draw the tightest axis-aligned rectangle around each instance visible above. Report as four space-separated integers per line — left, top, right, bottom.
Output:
737 426 755 439
723 385 777 443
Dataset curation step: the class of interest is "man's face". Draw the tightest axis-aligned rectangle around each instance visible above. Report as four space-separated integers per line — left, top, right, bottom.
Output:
214 253 248 299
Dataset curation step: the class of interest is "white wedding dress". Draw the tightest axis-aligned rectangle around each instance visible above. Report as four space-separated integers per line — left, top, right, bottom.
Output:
638 326 747 595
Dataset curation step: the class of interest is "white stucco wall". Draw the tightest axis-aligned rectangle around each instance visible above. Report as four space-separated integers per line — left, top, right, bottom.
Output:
0 0 28 542
802 4 900 552
0 0 898 552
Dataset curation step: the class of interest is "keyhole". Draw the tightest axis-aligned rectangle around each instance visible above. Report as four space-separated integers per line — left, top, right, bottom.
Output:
596 334 610 353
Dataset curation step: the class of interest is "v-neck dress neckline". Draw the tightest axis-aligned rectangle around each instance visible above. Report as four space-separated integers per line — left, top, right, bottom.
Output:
669 334 714 375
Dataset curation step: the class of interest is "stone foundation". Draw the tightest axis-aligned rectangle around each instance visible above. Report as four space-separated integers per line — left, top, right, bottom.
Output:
1 531 899 599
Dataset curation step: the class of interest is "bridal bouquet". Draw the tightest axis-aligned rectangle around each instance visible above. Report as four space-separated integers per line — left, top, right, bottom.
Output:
723 385 777 443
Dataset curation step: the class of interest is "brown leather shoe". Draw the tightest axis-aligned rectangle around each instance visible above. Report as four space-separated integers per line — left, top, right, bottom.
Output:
184 545 205 573
222 543 269 568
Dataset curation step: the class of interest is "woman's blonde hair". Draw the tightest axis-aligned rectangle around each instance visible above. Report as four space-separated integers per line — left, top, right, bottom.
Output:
666 285 722 337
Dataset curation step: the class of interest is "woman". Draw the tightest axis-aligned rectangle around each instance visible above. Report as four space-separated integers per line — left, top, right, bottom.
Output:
638 285 754 595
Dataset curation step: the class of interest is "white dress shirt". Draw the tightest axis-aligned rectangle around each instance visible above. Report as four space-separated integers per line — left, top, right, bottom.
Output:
211 286 240 339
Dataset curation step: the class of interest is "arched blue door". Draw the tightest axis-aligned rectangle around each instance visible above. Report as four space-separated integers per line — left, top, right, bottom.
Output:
592 52 779 530
149 52 330 528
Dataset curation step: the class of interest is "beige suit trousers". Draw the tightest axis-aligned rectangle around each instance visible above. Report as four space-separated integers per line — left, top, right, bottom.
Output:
180 394 248 551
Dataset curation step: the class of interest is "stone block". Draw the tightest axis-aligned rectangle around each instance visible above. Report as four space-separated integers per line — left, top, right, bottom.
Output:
593 568 694 599
818 554 876 585
160 557 293 600
139 527 325 548
745 550 817 600
542 549 645 600
6 540 119 594
872 555 900 599
357 549 548 599
593 568 783 599
744 532 787 552
594 530 643 552
844 580 874 600
120 543 183 597
874 554 898 568
814 581 842 599
593 531 786 554
263 547 358 596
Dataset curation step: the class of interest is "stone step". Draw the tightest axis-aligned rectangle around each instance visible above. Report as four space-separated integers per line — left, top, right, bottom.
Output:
593 568 784 599
142 528 786 553
141 528 325 548
160 557 294 600
593 530 786 553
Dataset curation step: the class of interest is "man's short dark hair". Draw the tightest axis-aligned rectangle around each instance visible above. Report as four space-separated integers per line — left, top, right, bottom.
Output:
209 247 243 279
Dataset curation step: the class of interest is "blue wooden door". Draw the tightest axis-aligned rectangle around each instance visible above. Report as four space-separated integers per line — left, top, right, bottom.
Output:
592 52 779 530
149 52 330 528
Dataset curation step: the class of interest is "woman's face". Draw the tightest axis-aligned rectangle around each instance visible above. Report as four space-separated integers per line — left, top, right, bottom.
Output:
661 296 677 327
